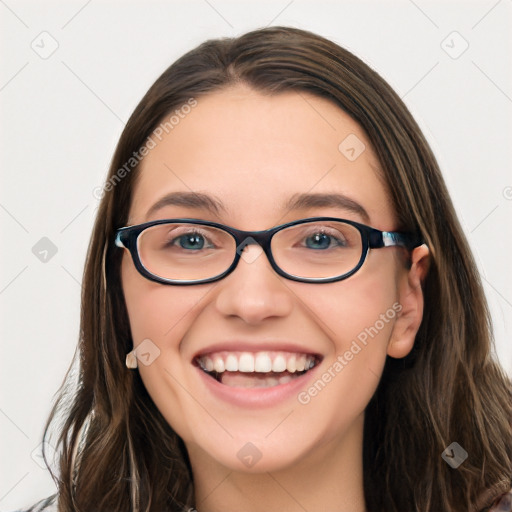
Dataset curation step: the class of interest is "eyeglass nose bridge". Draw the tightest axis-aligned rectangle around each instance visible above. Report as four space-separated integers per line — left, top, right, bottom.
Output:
233 231 275 266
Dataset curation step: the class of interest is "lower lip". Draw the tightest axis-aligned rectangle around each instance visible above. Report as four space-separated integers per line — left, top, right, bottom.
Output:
194 364 320 408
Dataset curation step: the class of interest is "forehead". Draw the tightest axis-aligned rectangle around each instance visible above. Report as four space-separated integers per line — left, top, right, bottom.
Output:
129 85 395 229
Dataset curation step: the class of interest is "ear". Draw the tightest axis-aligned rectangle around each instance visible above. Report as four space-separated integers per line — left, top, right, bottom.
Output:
387 244 430 359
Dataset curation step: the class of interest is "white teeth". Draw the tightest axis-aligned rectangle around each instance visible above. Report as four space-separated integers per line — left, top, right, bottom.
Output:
286 355 297 373
225 354 238 372
204 357 214 372
272 355 287 372
238 353 254 373
278 375 293 385
197 351 317 375
254 352 272 372
213 356 225 373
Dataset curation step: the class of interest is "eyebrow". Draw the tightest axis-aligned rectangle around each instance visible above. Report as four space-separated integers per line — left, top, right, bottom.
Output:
284 192 370 223
145 191 370 223
145 191 226 219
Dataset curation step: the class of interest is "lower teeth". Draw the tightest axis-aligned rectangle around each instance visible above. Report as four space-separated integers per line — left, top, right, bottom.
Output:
213 370 305 388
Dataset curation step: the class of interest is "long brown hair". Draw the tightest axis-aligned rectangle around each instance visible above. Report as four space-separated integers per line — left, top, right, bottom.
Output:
42 26 512 511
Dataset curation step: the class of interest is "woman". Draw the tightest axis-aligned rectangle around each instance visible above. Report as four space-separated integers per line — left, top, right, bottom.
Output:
20 26 511 512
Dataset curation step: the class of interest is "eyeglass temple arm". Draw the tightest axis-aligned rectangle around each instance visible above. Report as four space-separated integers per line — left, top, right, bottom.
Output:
370 230 423 251
115 230 127 249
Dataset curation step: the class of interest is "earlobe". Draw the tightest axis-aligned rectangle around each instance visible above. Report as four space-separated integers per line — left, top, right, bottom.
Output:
387 244 430 359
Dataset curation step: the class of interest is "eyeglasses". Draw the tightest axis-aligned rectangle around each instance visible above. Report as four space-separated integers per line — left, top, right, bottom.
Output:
114 217 423 285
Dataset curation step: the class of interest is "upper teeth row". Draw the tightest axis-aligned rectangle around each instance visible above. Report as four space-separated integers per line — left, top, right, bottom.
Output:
197 351 315 374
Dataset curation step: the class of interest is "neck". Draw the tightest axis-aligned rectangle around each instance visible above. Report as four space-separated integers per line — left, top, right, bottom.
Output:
189 414 367 512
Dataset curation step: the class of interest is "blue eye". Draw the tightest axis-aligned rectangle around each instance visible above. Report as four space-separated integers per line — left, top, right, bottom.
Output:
160 225 221 252
305 232 343 250
305 233 330 249
176 233 205 250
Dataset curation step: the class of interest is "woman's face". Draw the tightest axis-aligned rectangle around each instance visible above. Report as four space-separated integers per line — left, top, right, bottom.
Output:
121 85 428 474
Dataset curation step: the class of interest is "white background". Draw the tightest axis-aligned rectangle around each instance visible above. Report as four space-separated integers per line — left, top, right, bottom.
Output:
1 1 511 509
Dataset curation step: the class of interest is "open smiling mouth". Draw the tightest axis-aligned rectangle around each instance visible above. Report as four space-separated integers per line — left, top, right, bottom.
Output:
194 351 322 388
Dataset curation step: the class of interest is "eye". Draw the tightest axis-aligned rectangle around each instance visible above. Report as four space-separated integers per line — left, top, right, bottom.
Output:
303 230 347 250
305 233 329 249
163 227 216 251
174 232 207 250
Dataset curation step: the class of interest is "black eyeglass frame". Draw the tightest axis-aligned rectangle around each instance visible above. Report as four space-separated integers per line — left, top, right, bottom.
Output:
114 217 423 285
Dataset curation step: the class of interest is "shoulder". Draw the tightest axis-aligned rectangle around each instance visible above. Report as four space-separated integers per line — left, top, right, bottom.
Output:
485 490 512 512
12 494 58 512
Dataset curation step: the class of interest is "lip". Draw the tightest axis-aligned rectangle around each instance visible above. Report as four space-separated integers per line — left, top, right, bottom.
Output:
193 359 321 408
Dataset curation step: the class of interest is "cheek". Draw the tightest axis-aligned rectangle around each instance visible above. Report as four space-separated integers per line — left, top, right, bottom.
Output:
293 258 400 418
120 256 206 439
302 264 399 351
121 255 199 346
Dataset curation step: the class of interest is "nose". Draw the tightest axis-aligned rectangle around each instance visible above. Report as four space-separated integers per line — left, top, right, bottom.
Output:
213 243 294 325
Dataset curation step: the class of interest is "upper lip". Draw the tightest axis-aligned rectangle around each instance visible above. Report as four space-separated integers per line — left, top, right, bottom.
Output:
192 340 322 361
